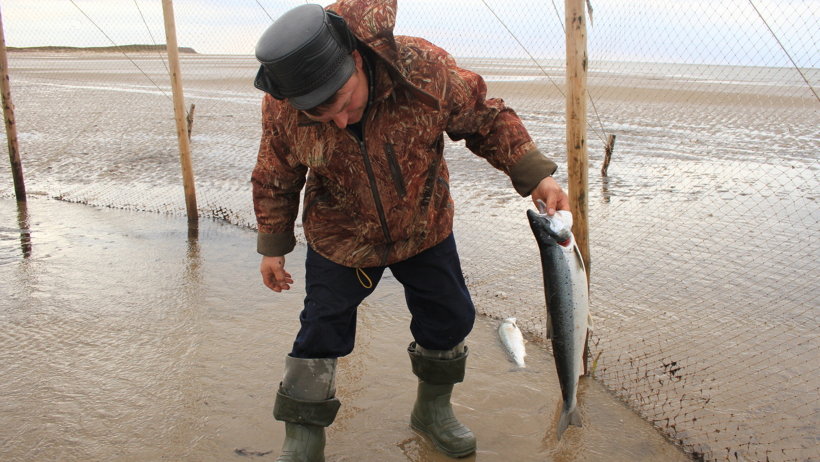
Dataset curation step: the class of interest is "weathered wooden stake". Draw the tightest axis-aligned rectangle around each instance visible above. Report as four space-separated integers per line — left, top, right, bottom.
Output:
186 103 195 141
0 5 26 202
161 0 198 224
601 134 616 177
566 0 590 274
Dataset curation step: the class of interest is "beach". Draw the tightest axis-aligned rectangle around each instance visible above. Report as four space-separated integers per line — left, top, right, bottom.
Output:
0 197 689 461
1 52 817 461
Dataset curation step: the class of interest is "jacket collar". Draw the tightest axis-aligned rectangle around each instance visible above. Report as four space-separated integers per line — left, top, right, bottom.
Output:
327 0 440 110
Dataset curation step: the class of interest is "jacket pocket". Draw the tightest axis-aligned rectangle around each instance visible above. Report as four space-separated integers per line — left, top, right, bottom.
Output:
435 176 451 209
384 143 406 198
420 138 443 209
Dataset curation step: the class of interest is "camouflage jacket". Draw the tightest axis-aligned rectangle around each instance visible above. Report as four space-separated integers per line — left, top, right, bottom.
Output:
252 0 557 268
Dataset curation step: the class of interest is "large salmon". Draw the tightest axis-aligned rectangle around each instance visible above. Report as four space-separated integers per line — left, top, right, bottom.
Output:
526 208 591 440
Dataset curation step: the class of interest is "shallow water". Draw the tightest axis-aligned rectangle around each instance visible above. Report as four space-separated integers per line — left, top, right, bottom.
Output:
0 198 689 461
2 52 817 461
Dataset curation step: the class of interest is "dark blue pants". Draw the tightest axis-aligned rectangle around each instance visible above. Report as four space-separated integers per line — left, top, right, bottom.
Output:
291 234 476 358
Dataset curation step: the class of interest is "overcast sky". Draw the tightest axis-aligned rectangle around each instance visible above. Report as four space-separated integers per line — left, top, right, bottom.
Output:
2 0 817 67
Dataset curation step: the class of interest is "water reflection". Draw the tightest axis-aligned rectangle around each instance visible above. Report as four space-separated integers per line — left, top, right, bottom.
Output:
185 229 202 287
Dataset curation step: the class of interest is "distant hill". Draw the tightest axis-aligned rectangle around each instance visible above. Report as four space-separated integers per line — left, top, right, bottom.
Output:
7 45 197 54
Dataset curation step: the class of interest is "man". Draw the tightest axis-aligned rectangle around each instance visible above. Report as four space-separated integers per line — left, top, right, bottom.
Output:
252 1 569 460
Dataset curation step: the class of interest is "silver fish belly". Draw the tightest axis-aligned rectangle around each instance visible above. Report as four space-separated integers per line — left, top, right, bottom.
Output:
498 317 527 368
527 209 591 440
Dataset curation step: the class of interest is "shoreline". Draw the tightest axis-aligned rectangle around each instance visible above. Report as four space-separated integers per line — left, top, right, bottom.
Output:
7 45 198 54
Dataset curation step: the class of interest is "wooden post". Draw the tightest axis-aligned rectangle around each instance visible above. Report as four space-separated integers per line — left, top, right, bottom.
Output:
0 6 26 202
565 0 590 274
186 103 195 141
601 134 616 177
161 0 197 224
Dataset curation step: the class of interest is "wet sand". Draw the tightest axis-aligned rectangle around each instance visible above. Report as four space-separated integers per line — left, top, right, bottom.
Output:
2 52 817 461
0 197 690 461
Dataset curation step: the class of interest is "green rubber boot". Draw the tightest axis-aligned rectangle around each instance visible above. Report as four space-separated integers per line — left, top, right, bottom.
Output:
408 342 476 458
273 357 340 462
277 422 326 462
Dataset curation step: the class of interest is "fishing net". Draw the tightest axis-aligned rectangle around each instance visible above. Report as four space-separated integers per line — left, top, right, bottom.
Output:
1 1 817 460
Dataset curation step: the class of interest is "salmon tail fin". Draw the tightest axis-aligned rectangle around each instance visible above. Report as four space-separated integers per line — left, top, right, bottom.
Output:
556 405 583 440
569 406 582 426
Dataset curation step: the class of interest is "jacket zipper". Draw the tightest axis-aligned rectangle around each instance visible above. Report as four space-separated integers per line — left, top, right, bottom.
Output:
350 54 391 265
353 132 393 258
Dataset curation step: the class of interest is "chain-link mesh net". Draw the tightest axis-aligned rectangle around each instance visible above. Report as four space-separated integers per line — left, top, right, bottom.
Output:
1 1 817 461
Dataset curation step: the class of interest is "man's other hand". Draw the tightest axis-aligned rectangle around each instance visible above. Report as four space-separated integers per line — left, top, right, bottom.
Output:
260 255 294 292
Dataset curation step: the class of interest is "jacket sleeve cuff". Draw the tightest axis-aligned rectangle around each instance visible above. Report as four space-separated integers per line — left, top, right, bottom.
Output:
257 231 296 257
509 148 558 197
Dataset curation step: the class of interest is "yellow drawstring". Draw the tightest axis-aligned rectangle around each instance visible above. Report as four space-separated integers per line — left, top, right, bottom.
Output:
356 268 373 289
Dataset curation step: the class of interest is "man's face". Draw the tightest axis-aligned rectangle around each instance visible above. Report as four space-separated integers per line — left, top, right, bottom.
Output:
303 51 369 129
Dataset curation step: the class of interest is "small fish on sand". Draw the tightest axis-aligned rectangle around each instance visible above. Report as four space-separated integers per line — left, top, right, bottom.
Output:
498 317 527 368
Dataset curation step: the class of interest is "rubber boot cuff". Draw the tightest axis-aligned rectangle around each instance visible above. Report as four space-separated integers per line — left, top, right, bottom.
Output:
411 341 465 360
408 342 468 385
273 386 341 427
